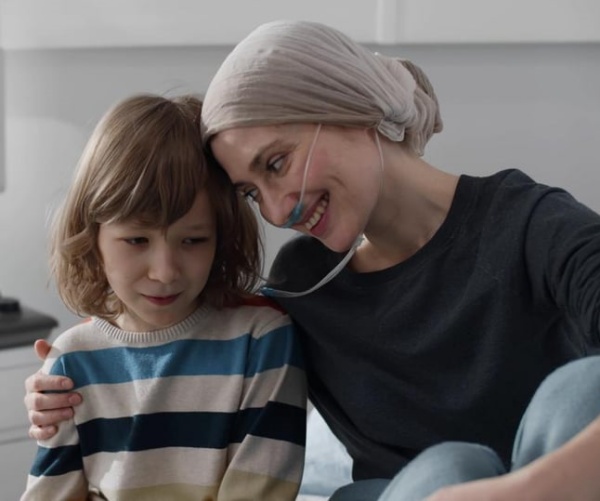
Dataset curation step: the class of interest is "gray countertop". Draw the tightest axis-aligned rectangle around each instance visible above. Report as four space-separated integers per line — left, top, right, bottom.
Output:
0 304 58 349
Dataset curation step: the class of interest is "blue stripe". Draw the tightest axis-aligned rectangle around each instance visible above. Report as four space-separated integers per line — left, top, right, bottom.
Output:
78 413 235 455
30 445 83 477
246 325 304 376
77 403 305 456
49 325 302 387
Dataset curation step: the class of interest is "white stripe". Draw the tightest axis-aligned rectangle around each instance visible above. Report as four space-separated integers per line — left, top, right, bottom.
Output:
82 441 302 490
75 367 305 423
84 447 226 489
228 436 305 482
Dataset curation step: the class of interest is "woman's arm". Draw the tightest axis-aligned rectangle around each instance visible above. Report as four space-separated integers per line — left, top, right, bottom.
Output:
24 340 82 440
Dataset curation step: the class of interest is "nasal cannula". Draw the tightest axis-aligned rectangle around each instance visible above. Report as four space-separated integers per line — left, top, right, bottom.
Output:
261 124 383 298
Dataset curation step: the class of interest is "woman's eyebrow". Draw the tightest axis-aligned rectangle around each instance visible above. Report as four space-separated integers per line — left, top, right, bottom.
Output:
249 139 287 171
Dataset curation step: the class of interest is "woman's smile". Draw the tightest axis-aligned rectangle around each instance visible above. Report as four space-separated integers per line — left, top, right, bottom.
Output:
303 195 329 234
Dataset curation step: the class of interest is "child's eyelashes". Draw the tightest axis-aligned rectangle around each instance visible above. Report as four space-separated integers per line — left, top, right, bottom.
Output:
121 236 211 246
241 187 259 202
182 237 211 245
123 237 148 246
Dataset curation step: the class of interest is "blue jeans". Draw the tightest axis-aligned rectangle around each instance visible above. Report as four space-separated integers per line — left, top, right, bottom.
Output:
330 356 600 501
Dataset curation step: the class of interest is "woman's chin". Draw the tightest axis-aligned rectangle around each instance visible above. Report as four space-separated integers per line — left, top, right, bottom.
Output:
319 233 362 254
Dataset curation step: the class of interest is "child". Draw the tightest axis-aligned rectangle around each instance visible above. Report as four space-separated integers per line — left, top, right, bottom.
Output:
21 93 306 501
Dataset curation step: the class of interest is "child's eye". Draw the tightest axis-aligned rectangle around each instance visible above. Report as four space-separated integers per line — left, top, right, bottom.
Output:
182 237 210 245
124 237 148 245
239 186 259 202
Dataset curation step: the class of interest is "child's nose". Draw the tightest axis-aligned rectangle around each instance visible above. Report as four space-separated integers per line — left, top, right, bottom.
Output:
148 247 180 284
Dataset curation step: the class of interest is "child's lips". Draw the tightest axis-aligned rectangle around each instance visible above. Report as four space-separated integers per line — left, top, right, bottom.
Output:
144 294 180 306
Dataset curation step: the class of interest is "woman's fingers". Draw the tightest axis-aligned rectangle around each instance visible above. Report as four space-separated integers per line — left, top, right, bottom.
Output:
24 388 80 414
27 404 75 428
28 424 58 441
25 371 73 395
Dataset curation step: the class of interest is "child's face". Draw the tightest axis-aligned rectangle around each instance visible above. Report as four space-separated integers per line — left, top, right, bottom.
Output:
97 190 217 332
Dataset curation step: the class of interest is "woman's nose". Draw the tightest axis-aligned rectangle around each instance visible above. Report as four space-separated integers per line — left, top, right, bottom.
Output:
147 246 180 284
258 185 303 228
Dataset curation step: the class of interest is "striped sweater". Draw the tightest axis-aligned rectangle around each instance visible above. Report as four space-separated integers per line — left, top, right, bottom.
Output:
22 301 306 501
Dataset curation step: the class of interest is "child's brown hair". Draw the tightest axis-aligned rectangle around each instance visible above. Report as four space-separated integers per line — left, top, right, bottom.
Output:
50 93 262 320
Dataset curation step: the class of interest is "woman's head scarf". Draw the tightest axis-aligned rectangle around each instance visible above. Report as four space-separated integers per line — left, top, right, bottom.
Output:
201 20 442 156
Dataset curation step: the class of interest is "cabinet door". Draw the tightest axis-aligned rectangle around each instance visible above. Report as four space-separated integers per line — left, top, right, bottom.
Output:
0 439 37 500
0 346 41 499
0 49 4 192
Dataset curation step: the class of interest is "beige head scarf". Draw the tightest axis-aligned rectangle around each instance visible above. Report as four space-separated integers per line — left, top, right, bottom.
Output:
202 20 442 156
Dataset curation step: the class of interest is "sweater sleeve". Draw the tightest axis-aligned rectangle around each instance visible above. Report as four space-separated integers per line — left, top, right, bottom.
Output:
21 350 88 501
525 188 600 346
217 312 307 501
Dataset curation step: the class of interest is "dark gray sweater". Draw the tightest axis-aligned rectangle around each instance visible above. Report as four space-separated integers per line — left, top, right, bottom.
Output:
268 169 600 480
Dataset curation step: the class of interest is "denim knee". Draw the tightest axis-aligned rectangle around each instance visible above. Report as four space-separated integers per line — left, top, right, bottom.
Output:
377 442 506 501
330 479 390 501
512 355 600 469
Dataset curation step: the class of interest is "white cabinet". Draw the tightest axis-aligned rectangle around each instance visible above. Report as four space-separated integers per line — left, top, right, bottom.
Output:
0 4 4 191
388 0 600 43
0 346 40 500
0 48 4 193
1 0 599 49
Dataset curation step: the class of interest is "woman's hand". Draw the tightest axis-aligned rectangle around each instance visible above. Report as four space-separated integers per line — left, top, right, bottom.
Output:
24 339 82 440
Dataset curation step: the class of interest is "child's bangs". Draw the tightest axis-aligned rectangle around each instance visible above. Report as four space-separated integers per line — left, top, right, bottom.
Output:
102 116 207 227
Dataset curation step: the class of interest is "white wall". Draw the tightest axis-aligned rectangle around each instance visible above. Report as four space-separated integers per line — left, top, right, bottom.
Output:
0 42 599 334
3 0 600 47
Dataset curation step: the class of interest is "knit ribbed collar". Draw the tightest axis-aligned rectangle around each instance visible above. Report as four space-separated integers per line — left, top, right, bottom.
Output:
91 305 211 345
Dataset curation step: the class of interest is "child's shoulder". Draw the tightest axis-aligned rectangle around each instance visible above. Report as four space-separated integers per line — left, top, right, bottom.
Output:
239 295 287 314
217 295 292 335
43 318 100 375
49 317 98 354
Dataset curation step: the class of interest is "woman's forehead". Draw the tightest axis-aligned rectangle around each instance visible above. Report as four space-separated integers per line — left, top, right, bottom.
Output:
216 124 296 145
213 124 307 165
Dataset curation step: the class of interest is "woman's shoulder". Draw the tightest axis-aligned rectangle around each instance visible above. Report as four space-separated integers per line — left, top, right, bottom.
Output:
469 168 564 198
460 168 574 221
462 169 600 253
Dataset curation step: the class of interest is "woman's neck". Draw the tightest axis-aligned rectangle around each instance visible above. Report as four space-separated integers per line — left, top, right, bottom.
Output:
351 151 459 273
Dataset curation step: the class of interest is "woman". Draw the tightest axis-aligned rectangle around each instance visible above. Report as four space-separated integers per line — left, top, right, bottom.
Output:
26 20 600 500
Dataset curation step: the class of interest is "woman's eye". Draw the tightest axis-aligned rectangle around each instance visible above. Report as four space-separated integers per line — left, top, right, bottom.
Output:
266 155 285 173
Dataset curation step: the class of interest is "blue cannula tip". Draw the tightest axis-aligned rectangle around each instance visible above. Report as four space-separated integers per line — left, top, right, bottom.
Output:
282 203 303 229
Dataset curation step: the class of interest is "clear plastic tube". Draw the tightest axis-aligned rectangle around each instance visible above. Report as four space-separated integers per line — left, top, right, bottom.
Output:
262 128 383 298
261 234 364 298
281 124 322 228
